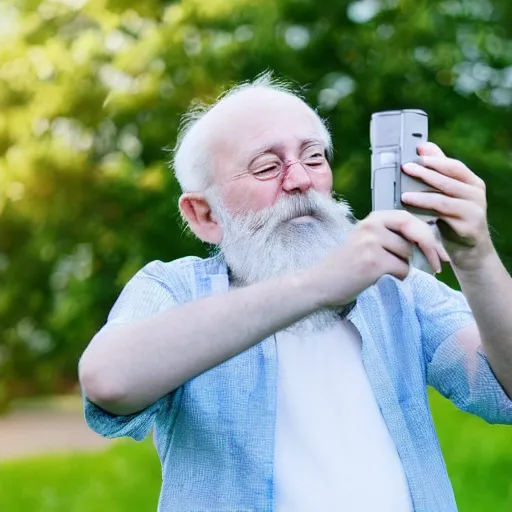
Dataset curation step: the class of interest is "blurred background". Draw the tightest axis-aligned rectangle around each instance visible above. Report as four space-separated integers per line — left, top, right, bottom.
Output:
0 0 511 510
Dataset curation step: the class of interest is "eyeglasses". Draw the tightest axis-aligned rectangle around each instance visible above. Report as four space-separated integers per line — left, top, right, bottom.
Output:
228 146 329 183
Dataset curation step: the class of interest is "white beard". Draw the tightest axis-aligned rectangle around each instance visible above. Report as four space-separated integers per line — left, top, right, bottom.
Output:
208 189 357 333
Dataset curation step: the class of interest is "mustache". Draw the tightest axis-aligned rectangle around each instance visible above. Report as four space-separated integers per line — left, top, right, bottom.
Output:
241 193 328 231
211 190 352 256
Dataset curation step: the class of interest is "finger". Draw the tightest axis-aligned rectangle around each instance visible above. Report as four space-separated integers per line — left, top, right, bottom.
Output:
436 240 451 262
416 241 442 274
379 228 413 263
402 162 477 199
416 156 484 188
380 211 443 272
383 251 411 281
380 248 411 281
401 192 472 218
417 142 445 157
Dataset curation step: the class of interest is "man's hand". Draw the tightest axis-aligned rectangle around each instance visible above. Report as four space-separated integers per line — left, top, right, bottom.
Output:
307 209 449 309
401 142 495 272
398 142 512 398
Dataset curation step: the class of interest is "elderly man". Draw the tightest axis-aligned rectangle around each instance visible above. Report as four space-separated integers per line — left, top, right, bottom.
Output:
79 74 512 512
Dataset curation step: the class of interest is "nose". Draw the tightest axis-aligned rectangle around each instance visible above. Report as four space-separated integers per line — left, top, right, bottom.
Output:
281 161 313 194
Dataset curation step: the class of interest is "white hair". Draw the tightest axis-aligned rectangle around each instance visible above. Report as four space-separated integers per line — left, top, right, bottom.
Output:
171 71 333 193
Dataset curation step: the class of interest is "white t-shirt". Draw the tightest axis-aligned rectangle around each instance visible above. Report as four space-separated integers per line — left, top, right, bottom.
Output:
274 319 414 512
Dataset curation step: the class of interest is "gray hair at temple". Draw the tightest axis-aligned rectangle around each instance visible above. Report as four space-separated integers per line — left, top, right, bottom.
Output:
171 71 333 193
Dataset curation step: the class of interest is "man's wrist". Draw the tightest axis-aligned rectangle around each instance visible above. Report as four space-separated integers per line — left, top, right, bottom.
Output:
453 247 501 284
291 266 334 311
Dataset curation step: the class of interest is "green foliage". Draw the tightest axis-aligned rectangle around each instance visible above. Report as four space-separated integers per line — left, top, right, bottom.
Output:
0 0 511 401
0 390 511 511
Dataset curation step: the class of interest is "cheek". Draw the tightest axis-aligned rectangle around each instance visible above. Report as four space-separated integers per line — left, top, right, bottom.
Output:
314 168 333 195
222 181 278 213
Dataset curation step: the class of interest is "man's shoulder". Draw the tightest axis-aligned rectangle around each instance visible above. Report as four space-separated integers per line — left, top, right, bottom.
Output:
137 256 226 281
133 253 228 300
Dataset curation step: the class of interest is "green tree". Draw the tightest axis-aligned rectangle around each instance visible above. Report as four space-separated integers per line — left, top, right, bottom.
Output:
0 0 511 408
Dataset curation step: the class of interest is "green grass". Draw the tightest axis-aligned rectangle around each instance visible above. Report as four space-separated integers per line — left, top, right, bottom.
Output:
428 389 512 511
0 438 161 512
0 390 511 511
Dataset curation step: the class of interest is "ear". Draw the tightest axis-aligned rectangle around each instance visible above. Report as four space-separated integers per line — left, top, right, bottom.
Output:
179 193 223 244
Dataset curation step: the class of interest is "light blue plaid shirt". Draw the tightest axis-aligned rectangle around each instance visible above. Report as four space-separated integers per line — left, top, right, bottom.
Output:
83 254 512 511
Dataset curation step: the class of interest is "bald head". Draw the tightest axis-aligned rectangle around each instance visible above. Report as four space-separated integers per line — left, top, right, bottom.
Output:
173 74 332 193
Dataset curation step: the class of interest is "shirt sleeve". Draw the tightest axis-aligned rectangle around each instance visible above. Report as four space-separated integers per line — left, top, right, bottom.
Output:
82 260 185 441
409 268 512 425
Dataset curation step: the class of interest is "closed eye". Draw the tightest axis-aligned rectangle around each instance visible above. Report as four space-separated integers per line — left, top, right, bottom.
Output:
252 165 280 177
303 154 326 167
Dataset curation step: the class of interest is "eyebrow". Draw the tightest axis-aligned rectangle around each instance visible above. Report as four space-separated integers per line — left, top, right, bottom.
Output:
245 138 326 167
